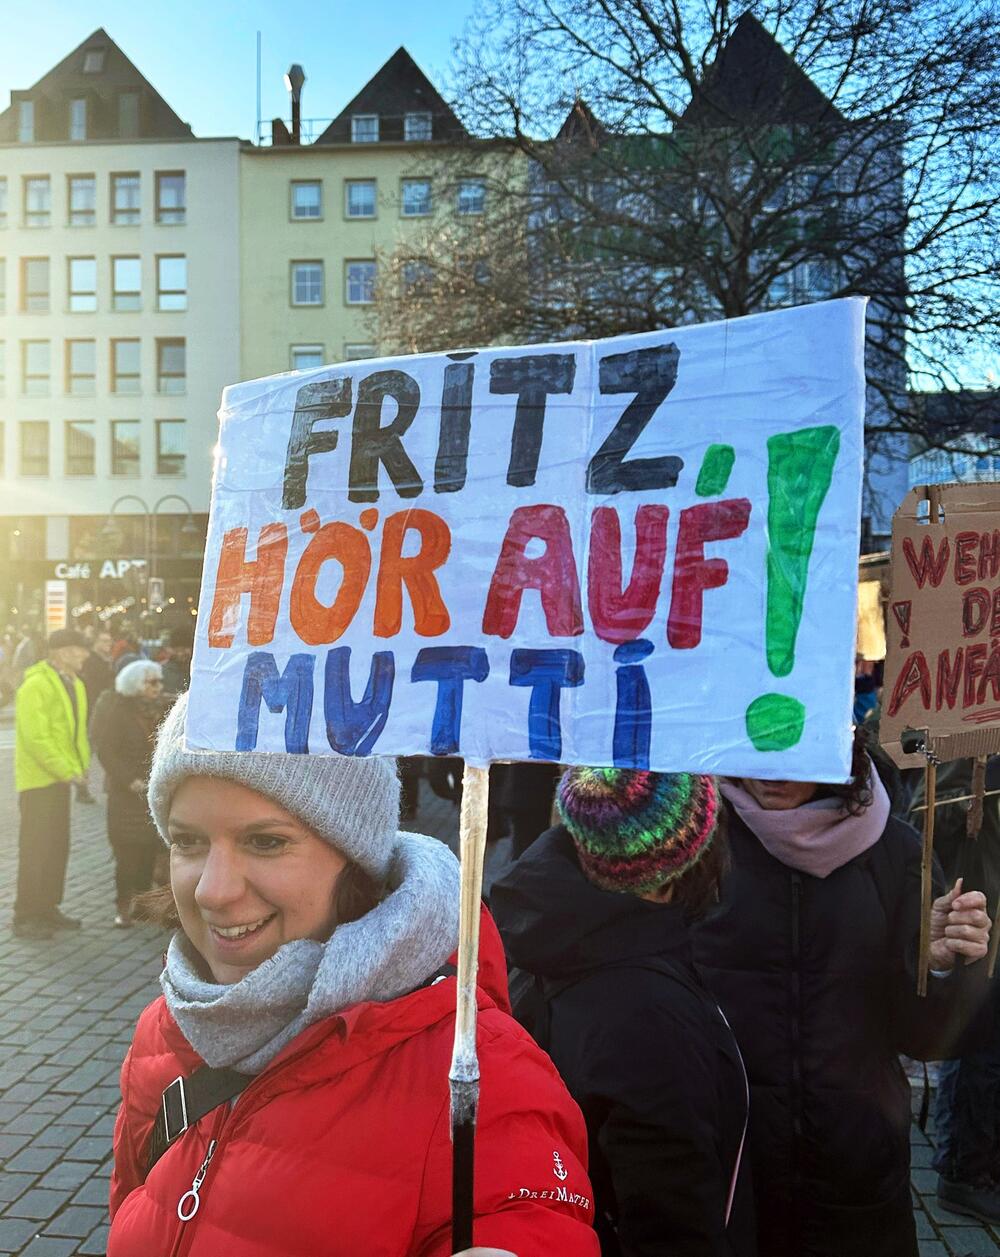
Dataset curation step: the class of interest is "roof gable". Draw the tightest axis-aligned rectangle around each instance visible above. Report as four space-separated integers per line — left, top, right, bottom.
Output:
315 47 465 145
681 12 844 127
0 27 192 142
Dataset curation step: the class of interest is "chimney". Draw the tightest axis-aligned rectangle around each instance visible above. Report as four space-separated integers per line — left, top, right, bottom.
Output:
284 64 306 144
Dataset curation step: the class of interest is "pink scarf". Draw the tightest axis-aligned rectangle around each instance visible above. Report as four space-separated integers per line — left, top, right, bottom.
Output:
720 761 890 879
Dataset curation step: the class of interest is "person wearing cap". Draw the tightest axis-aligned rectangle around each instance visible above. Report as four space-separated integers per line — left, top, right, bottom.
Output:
693 727 992 1257
492 769 755 1257
12 628 91 940
107 694 599 1257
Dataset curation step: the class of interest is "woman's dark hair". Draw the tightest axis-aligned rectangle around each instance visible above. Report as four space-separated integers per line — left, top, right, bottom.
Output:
670 806 731 921
813 725 875 816
130 860 383 932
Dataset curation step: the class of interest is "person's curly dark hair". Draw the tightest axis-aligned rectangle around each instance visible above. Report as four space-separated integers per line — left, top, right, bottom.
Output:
813 725 875 816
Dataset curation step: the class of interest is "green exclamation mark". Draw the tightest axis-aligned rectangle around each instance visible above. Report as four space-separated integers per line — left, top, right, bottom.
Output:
746 425 840 752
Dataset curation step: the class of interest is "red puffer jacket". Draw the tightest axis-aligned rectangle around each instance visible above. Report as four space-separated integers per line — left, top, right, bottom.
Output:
109 914 598 1256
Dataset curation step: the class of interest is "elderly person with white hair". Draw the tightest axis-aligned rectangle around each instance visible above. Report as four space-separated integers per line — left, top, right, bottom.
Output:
91 659 166 926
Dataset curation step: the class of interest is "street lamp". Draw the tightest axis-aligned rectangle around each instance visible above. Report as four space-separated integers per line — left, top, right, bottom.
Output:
285 63 305 144
100 494 200 612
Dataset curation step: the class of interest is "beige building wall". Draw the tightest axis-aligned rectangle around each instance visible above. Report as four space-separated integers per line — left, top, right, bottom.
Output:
0 136 241 520
240 143 450 378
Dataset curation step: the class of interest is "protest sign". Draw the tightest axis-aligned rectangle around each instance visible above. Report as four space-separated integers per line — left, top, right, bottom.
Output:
881 481 1000 767
186 298 866 781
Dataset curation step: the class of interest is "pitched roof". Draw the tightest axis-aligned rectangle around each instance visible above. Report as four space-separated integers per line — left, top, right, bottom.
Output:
0 27 192 143
314 47 465 144
557 99 609 149
680 12 844 127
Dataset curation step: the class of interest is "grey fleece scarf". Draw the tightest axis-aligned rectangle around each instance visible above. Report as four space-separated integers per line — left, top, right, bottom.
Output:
160 832 460 1075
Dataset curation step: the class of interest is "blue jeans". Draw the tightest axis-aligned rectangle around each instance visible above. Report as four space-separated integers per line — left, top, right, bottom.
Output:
933 983 1000 1186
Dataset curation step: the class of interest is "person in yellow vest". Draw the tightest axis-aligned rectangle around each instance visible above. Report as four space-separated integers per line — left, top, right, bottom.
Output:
14 629 91 940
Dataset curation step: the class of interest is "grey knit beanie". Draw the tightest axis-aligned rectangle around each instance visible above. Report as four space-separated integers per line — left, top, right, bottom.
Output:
147 693 400 882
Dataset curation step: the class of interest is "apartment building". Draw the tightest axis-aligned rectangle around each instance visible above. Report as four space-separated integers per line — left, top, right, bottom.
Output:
240 48 471 378
0 28 240 627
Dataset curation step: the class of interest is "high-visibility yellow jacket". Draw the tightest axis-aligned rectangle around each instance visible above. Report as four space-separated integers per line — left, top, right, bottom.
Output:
15 661 89 792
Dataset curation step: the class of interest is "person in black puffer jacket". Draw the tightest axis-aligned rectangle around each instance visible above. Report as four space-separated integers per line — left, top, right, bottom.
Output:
693 730 991 1257
493 768 756 1257
90 659 167 927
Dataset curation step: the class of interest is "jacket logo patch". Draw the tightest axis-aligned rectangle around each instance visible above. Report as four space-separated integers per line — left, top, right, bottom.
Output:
552 1149 568 1182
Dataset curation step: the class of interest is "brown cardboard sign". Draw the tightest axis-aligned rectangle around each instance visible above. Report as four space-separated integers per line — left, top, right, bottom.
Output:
881 482 1000 768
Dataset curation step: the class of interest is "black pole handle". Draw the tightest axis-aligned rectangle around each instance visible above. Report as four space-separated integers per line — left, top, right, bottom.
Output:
452 1113 476 1252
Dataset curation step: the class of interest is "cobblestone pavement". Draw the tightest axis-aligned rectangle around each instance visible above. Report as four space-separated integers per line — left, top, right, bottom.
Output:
0 714 995 1255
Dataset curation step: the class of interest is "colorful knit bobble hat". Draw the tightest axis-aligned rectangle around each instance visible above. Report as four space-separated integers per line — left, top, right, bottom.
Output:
557 767 719 895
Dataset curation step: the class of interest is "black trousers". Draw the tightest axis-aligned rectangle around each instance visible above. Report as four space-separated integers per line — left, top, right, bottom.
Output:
109 834 159 905
15 782 71 923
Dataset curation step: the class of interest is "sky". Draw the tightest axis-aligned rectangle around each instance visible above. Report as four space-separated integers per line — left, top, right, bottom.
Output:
0 0 478 139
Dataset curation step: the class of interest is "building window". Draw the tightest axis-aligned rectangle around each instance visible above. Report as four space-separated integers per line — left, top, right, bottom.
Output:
291 261 323 306
345 260 376 305
291 344 324 370
18 101 34 144
82 49 105 73
21 258 49 313
156 172 186 224
401 179 432 217
344 343 375 361
404 112 433 142
65 420 95 476
21 340 50 396
157 255 187 311
402 260 434 293
68 175 96 226
112 256 141 311
111 173 140 225
68 257 97 312
156 419 185 476
20 421 48 476
69 98 87 141
345 180 376 219
118 92 140 138
290 181 322 220
23 177 50 227
457 179 486 216
111 419 140 476
0 178 6 227
112 339 141 394
157 338 186 393
66 340 96 395
351 114 379 143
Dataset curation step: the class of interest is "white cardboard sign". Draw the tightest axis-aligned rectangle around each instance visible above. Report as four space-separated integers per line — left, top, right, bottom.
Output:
186 299 866 781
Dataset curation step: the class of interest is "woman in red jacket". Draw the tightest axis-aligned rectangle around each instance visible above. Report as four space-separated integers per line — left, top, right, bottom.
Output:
108 694 598 1257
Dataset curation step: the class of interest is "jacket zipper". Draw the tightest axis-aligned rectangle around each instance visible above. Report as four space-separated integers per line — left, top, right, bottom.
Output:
789 871 804 1239
162 1037 325 1257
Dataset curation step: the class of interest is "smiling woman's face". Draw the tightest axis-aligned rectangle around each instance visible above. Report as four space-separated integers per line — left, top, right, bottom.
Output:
167 777 348 984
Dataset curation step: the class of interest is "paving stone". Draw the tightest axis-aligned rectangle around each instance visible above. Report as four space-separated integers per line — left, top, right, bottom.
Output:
0 1136 30 1162
39 1204 107 1237
941 1227 1000 1253
912 1143 937 1168
35 1162 99 1193
3 1148 61 1175
77 1222 110 1255
18 1238 79 1257
0 1217 39 1253
69 1181 107 1209
3 1189 72 1220
913 1167 940 1195
32 1125 86 1150
0 1175 34 1206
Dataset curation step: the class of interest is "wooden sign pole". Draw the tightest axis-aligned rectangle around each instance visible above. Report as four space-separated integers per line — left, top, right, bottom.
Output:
449 762 490 1253
917 757 937 998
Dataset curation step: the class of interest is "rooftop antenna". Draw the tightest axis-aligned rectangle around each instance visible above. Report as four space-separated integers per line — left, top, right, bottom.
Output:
255 31 262 145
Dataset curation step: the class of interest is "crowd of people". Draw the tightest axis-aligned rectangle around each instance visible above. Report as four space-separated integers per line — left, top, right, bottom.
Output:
6 626 1000 1254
